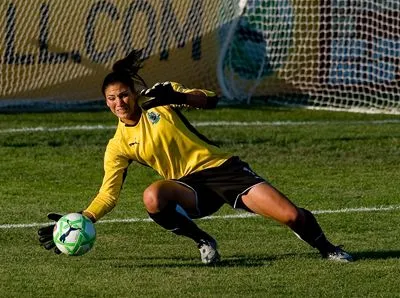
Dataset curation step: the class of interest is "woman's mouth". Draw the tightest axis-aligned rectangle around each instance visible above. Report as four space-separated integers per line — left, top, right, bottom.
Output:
116 108 128 113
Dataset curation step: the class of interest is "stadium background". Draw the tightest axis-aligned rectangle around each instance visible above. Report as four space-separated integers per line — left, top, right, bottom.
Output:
0 0 233 106
0 0 399 112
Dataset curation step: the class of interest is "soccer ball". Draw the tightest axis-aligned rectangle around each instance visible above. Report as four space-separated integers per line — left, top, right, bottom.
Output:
53 213 96 256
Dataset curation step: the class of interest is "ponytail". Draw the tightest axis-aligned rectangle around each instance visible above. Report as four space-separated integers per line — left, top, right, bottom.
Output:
102 49 147 96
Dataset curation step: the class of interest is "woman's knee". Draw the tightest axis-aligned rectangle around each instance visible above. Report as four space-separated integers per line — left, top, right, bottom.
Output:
143 182 165 213
281 207 302 227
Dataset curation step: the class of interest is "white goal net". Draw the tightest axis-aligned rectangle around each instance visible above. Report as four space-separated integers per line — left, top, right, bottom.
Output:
219 0 400 114
1 0 399 114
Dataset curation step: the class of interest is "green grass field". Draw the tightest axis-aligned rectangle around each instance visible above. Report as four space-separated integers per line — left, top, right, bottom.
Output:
1 106 400 297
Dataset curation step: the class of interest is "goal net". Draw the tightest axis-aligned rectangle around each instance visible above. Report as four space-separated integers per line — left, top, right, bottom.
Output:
219 0 400 114
0 0 238 111
1 0 399 114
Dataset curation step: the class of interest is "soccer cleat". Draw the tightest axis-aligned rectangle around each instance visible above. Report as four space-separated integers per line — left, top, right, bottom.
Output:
323 246 354 262
197 238 220 265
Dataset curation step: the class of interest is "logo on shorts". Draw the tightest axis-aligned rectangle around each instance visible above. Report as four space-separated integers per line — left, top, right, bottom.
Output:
147 111 160 124
243 166 261 179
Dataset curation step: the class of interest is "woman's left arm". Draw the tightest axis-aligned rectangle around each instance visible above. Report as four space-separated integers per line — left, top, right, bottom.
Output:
140 81 219 110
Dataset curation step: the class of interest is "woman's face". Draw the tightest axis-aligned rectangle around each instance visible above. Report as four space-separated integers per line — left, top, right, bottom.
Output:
105 82 139 124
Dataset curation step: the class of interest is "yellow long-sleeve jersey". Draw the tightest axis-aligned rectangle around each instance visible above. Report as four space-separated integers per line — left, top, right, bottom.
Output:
84 83 232 221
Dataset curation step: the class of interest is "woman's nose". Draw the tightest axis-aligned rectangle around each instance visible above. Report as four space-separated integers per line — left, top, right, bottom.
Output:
115 97 124 105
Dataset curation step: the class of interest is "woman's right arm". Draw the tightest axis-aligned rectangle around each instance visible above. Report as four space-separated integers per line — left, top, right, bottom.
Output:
83 139 130 222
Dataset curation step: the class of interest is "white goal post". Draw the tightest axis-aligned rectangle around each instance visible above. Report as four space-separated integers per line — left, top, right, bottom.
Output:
218 0 400 114
0 0 399 114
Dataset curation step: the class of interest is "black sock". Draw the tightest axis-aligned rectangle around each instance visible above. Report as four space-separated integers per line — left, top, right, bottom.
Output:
147 201 213 244
291 208 336 254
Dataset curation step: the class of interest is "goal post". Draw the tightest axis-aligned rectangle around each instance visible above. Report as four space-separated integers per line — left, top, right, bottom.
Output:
218 0 400 114
0 0 399 114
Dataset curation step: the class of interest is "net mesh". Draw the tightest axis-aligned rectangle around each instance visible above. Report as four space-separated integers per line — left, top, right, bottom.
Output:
0 0 237 110
1 0 399 114
220 0 400 113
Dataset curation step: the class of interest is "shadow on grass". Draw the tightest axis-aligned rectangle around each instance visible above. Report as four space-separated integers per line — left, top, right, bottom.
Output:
104 250 400 268
108 252 317 268
352 250 400 261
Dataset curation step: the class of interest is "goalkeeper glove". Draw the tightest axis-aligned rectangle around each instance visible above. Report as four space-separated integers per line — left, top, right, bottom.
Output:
140 82 186 110
37 213 63 254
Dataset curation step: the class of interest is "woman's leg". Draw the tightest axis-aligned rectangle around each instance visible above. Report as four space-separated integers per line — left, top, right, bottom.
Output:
241 182 353 261
143 180 220 264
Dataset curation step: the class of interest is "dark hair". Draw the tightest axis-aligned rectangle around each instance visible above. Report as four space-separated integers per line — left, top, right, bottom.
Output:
101 49 147 96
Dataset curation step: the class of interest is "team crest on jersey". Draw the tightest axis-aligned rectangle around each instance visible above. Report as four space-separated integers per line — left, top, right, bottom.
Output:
147 111 160 124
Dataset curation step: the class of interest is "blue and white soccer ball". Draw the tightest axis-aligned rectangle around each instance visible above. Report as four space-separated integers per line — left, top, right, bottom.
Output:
53 213 96 256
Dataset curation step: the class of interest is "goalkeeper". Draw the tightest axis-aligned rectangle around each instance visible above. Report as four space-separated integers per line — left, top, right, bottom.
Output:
38 50 353 264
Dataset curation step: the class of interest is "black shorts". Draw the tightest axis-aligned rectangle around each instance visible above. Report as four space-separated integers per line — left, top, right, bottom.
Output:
174 156 266 219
